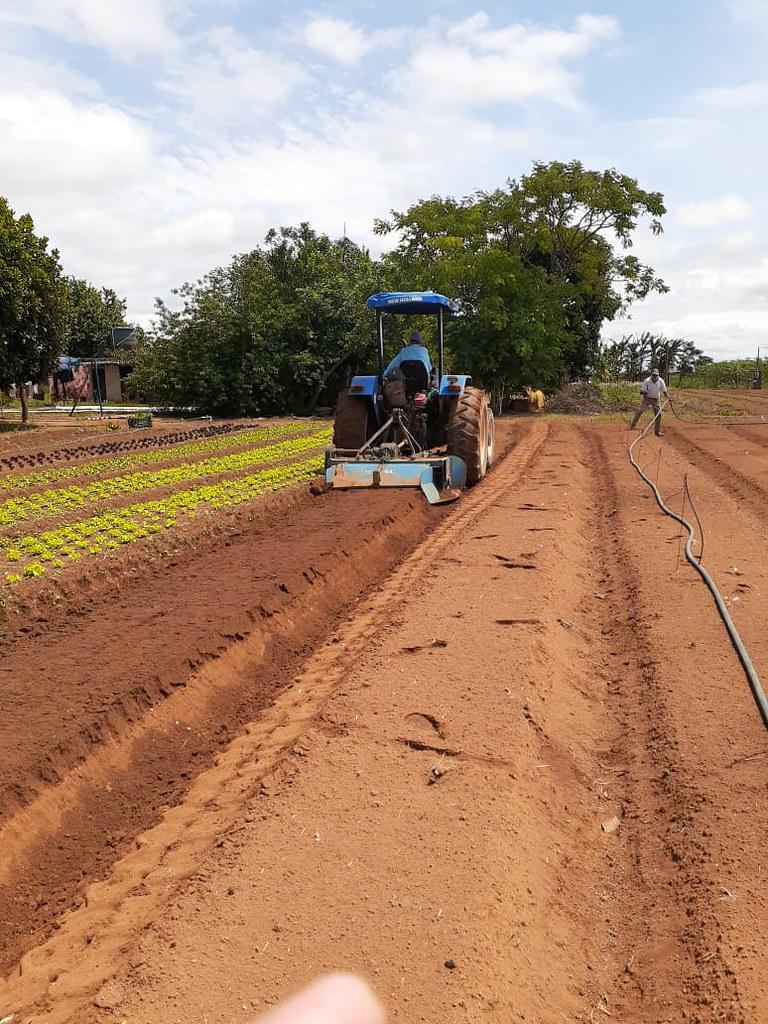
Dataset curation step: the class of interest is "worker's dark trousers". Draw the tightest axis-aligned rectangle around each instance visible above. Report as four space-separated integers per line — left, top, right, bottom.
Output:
629 397 662 435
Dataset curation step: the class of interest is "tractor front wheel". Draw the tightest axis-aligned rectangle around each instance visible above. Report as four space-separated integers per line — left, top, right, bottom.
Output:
446 386 492 486
333 392 371 450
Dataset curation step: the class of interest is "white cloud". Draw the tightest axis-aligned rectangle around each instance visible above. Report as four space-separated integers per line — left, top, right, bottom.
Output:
721 229 758 251
684 257 768 296
0 0 183 57
0 12 546 325
298 17 404 66
0 50 103 98
300 17 370 65
0 86 155 194
688 81 768 111
631 115 710 153
676 194 752 229
14 99 529 324
449 12 618 56
159 27 307 120
396 12 619 109
610 227 768 359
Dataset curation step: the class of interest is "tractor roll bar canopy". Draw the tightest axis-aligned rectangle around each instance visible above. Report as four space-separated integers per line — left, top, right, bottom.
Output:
366 291 459 383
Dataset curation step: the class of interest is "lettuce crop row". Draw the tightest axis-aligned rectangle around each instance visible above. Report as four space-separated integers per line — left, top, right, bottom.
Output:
0 420 316 495
0 428 331 529
2 453 325 585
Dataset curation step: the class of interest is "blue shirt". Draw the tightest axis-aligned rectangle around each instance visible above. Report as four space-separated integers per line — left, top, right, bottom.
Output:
384 344 433 379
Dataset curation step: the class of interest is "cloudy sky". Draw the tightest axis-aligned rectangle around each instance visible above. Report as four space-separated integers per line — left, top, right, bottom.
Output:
1 0 766 359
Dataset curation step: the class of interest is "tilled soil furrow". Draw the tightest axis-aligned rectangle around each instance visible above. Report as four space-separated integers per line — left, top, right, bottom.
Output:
728 424 768 448
3 419 557 1019
666 424 768 524
636 424 768 682
0 490 439 973
77 417 704 1024
582 425 744 1022
593 421 768 1022
5 420 621 1023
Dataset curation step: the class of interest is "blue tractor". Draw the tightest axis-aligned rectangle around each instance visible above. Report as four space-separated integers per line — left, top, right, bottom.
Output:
325 291 494 505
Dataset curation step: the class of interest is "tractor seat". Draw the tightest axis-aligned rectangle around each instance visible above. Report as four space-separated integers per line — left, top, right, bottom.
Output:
398 359 430 397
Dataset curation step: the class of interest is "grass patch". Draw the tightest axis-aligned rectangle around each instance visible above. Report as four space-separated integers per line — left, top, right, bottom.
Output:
593 382 639 411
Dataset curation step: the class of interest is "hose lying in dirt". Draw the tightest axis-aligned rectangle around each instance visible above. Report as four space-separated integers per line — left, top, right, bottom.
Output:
628 402 768 729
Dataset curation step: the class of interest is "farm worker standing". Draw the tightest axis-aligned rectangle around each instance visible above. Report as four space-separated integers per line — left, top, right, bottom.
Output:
629 367 667 436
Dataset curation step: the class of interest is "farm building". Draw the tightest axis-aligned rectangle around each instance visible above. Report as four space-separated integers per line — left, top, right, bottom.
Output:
50 357 132 404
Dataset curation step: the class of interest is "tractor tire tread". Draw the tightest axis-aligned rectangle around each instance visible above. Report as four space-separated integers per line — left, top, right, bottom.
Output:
446 386 489 486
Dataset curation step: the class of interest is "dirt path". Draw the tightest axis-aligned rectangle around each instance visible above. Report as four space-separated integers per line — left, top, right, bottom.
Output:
3 416 768 1023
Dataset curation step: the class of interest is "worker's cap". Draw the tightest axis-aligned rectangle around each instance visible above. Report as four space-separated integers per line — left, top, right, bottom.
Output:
409 329 422 343
651 367 660 375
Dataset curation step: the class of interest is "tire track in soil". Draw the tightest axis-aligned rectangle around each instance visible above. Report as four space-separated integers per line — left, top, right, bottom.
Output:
617 423 768 1020
580 424 744 1023
0 420 549 1024
630 423 768 681
9 417 766 1024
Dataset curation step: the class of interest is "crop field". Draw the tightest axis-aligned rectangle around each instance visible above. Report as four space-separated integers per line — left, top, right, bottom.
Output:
3 398 768 1024
0 419 330 591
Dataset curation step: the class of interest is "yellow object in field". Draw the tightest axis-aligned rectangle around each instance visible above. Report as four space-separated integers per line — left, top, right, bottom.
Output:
524 386 545 412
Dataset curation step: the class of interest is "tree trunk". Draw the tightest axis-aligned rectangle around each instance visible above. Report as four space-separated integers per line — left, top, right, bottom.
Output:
19 385 29 424
490 381 506 416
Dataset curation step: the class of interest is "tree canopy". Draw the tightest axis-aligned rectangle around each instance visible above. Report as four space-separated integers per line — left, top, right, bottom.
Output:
65 277 128 357
130 224 380 415
374 161 668 401
0 198 67 421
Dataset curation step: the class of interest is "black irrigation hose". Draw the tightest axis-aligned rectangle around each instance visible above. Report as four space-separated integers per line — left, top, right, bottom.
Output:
683 474 705 565
628 402 768 729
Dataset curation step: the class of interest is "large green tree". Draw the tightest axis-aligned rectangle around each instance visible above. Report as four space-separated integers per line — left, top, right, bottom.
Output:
65 277 127 357
0 198 67 421
375 160 668 393
131 224 380 415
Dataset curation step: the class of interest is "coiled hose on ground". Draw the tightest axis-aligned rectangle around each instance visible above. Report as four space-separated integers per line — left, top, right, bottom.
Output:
627 402 768 729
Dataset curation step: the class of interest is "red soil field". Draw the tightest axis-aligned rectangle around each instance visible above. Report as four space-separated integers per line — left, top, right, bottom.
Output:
2 404 768 1024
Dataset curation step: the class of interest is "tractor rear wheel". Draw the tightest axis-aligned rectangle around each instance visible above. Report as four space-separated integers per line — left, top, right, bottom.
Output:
333 392 370 450
446 386 491 486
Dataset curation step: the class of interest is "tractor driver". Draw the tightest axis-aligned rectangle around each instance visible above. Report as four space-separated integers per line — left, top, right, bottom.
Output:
384 330 438 391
